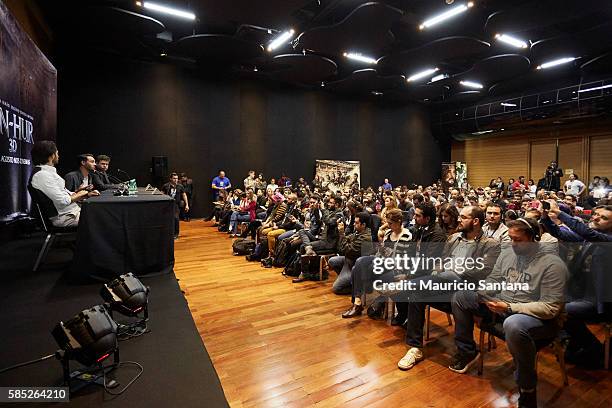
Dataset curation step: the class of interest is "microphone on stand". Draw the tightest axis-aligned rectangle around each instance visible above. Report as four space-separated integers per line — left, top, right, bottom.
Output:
116 168 131 182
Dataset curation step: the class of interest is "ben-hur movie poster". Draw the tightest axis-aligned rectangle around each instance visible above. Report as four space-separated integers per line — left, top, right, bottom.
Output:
0 0 57 221
314 160 360 192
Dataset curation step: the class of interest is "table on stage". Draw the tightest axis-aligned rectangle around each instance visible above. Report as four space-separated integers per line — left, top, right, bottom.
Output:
73 187 175 280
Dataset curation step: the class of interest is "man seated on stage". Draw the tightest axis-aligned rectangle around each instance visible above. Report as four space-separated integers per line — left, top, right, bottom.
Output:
91 154 118 191
162 172 190 239
30 141 99 227
64 153 96 192
449 218 567 408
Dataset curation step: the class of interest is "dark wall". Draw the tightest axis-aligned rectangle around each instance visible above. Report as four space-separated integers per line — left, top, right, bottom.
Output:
57 56 448 216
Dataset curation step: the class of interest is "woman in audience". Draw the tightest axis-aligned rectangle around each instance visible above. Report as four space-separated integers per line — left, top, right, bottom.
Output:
342 208 413 318
438 202 459 235
377 194 399 241
229 190 257 237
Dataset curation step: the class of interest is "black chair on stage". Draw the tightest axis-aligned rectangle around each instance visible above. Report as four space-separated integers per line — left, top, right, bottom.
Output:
27 184 77 272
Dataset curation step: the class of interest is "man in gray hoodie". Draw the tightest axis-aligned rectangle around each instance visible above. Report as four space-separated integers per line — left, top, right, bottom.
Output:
450 217 568 408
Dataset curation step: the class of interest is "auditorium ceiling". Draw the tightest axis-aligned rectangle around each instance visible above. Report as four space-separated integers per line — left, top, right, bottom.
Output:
37 0 612 109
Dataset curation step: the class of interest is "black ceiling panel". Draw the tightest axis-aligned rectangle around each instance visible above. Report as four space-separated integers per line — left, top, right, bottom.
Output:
455 54 531 85
263 54 337 85
83 7 166 35
295 2 403 57
173 34 264 62
378 36 491 76
324 69 405 93
581 52 612 79
484 0 611 36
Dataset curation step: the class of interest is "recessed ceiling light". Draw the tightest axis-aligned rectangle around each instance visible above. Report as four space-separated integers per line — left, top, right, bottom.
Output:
419 2 474 30
371 91 383 96
136 1 142 6
160 52 167 57
459 80 483 89
141 2 196 20
495 33 528 49
267 29 295 52
407 67 439 82
343 52 378 64
536 57 576 70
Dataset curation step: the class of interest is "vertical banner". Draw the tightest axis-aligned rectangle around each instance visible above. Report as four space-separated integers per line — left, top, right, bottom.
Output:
455 161 468 190
0 1 57 221
441 162 456 191
314 160 360 192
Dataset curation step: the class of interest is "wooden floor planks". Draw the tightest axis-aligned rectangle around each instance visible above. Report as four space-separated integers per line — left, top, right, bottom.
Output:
174 221 612 408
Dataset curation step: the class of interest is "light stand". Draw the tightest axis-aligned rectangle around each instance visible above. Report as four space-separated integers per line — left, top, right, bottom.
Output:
51 305 120 394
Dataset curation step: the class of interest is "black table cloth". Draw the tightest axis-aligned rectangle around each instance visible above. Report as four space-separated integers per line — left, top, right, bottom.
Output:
73 190 175 280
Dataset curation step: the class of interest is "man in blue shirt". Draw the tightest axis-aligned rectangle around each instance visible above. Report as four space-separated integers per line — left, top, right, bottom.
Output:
382 178 392 191
212 170 231 201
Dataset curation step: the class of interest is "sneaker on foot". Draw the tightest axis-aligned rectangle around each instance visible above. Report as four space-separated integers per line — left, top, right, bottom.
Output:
448 352 479 374
398 347 424 370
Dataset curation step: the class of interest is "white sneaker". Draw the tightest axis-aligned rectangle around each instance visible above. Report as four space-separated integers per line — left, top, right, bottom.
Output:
398 347 424 371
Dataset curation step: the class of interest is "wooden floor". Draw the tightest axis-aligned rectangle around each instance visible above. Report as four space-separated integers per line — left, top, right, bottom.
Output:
174 221 612 408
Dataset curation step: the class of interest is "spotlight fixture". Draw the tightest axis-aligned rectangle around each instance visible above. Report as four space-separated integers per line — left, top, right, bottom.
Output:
419 2 474 30
52 305 119 392
407 67 439 82
495 33 528 49
101 273 149 319
343 52 378 64
536 57 576 70
139 2 196 20
267 29 295 52
459 80 483 89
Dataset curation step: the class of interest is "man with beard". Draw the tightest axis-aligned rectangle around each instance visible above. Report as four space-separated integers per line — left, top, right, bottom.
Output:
396 206 499 371
542 201 612 369
449 217 567 408
30 141 99 227
302 196 343 256
64 153 96 192
482 203 511 243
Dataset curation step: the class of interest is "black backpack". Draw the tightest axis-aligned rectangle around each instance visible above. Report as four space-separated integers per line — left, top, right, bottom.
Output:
273 238 292 267
232 238 255 255
283 252 302 277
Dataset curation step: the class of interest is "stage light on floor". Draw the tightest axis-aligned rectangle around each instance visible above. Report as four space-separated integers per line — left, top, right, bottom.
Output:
101 273 149 318
101 273 150 339
52 305 120 393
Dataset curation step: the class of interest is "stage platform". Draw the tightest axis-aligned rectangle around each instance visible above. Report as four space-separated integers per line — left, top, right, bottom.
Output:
0 234 228 407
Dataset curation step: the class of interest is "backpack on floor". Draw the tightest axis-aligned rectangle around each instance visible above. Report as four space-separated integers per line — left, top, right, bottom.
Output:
301 255 327 281
232 238 255 255
273 238 292 267
283 252 302 277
